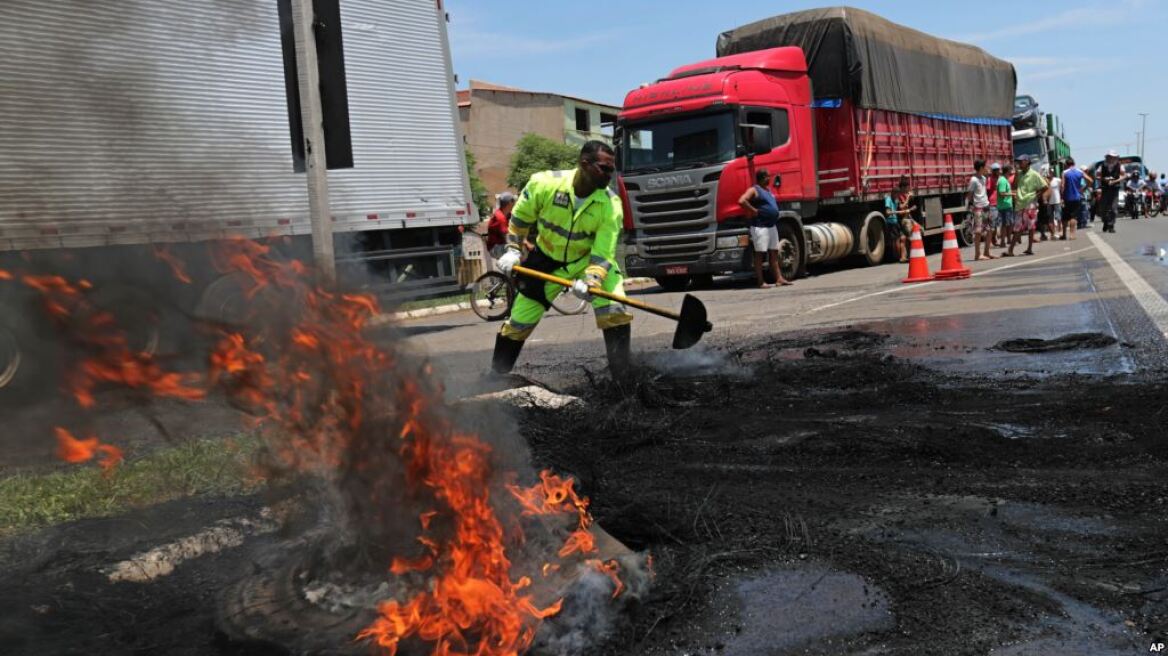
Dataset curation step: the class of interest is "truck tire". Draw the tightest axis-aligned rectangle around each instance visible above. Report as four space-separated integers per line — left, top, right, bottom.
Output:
777 222 801 281
654 276 690 293
0 321 21 391
84 285 162 357
859 212 886 266
690 273 715 290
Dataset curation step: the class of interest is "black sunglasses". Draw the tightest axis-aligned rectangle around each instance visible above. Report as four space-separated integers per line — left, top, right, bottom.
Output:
589 160 615 174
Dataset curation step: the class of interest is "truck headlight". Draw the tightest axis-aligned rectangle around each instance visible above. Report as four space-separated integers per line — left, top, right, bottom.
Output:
716 236 739 249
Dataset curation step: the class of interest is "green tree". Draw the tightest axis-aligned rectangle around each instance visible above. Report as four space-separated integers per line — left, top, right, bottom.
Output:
464 148 492 219
506 133 579 191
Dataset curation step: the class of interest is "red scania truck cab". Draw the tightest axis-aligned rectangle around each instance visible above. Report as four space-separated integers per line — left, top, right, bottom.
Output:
616 8 1015 291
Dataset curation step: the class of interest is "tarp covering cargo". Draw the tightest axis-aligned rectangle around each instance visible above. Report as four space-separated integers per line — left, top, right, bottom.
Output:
716 7 1016 121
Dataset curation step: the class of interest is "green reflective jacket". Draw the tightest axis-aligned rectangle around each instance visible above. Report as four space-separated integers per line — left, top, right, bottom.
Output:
507 169 623 280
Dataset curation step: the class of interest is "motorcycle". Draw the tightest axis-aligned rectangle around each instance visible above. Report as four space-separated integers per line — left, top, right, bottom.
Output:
1125 188 1143 220
1149 189 1164 218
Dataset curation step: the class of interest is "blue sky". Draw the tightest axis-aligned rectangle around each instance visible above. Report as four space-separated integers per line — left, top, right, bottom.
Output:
445 0 1167 172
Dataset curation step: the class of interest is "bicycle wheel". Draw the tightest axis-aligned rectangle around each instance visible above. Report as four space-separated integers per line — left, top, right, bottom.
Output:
550 290 589 316
469 271 514 321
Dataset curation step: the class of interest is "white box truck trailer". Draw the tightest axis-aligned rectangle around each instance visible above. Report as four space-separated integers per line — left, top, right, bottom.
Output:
0 0 474 389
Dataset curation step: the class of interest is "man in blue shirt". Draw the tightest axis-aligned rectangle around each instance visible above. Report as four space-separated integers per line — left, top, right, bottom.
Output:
1061 157 1091 240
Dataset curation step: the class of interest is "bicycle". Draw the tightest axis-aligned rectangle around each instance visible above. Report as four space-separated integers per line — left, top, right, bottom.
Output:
466 236 588 321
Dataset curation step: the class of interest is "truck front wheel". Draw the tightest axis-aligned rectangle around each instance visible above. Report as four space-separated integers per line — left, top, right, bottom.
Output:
654 275 690 293
777 222 802 281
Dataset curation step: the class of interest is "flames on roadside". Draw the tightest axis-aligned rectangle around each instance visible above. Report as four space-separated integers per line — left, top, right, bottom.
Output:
1 239 635 655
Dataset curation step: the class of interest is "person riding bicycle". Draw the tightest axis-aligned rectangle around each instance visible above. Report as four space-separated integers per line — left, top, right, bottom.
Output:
490 141 634 378
486 192 516 258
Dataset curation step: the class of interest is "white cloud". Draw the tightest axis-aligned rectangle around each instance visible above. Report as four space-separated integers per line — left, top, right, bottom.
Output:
1007 56 1121 82
1007 57 1061 67
960 0 1145 42
447 5 620 59
451 29 621 58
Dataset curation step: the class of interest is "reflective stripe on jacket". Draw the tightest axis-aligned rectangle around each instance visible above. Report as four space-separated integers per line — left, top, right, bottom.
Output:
507 169 623 281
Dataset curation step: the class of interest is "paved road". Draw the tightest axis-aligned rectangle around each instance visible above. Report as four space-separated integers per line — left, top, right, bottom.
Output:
406 217 1168 393
7 219 1165 471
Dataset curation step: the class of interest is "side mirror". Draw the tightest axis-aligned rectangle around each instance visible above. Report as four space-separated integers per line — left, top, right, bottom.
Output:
740 123 772 157
612 126 623 171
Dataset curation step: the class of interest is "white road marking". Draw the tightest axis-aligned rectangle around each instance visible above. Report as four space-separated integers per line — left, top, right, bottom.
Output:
1087 232 1168 340
106 511 277 583
805 247 1095 314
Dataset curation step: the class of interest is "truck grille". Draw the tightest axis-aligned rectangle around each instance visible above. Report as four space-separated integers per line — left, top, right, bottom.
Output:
627 172 718 261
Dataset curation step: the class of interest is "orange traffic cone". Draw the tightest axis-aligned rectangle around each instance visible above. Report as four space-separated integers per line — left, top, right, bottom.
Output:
934 214 971 279
901 222 934 283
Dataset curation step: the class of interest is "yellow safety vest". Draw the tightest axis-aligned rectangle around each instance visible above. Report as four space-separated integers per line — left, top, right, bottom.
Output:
507 169 623 281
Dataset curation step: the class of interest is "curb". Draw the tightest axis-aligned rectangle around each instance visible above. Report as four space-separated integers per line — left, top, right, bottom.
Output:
371 301 472 325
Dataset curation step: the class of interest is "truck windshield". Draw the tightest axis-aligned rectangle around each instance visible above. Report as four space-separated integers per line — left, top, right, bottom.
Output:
620 112 736 174
1013 137 1045 160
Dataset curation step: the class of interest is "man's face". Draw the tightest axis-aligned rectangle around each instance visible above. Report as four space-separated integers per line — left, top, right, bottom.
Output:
1018 160 1030 172
582 151 616 188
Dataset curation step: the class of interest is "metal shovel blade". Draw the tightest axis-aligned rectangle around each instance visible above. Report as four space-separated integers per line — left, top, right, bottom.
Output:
672 294 713 350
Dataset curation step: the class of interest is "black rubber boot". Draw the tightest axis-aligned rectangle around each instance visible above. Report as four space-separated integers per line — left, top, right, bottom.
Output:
491 334 525 374
603 324 633 381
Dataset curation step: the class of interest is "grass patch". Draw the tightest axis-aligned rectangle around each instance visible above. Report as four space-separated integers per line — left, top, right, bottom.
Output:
0 436 262 536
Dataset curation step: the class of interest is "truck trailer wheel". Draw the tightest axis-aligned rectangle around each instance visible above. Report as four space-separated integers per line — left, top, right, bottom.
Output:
654 276 690 293
860 212 886 266
0 323 21 390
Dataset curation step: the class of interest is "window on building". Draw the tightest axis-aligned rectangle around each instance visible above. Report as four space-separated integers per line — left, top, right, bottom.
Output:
278 0 354 172
600 112 617 137
575 107 591 133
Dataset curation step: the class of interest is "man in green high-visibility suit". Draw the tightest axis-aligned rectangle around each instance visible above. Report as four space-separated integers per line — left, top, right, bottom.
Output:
491 140 633 378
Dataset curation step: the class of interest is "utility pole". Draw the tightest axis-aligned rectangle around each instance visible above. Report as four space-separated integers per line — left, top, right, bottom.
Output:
1137 113 1149 161
291 0 336 281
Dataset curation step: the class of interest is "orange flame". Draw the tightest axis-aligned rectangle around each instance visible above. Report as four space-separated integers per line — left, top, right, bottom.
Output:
19 239 630 656
54 427 124 472
152 245 192 284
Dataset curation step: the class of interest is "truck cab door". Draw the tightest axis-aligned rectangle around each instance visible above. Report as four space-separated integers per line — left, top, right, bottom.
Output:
742 107 801 203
